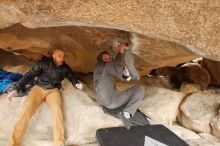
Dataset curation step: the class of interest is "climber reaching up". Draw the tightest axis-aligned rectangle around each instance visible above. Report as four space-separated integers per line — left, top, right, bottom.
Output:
93 38 145 130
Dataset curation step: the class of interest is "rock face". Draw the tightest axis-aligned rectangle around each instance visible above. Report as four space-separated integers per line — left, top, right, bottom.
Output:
1 65 220 146
3 65 31 74
180 83 201 95
178 91 220 133
211 110 220 138
187 133 220 146
139 86 186 124
0 1 220 145
0 24 197 75
0 79 122 146
0 0 219 61
0 24 130 73
164 124 200 140
0 50 34 67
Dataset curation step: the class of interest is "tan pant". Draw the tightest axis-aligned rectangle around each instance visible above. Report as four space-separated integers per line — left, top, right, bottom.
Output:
8 85 65 146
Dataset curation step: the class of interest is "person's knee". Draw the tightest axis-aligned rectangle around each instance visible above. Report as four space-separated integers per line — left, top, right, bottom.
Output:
135 86 145 100
137 85 145 94
23 98 36 109
97 98 112 108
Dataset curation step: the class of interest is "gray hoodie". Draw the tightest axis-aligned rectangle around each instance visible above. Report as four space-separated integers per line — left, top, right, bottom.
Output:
93 52 124 106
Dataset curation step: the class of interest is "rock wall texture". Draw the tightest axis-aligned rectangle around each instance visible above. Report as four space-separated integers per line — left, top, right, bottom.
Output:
0 24 197 75
0 1 220 145
0 0 219 61
0 79 123 146
211 111 220 138
0 50 34 67
139 86 186 124
178 91 220 133
1 66 220 146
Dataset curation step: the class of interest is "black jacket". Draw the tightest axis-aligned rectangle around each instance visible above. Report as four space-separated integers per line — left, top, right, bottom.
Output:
13 57 79 91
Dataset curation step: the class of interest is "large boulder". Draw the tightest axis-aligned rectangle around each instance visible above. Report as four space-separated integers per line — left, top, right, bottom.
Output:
211 110 220 138
178 91 220 133
0 80 122 146
0 0 219 61
164 124 200 140
186 137 220 146
0 24 130 73
187 133 220 146
3 65 31 74
180 83 201 95
139 86 186 124
0 24 197 75
0 50 34 67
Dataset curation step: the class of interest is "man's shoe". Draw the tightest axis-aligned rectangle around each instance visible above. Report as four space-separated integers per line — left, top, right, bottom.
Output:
119 112 131 130
124 49 140 80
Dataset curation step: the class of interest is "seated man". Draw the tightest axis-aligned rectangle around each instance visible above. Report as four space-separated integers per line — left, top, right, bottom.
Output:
93 38 145 129
7 49 83 146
